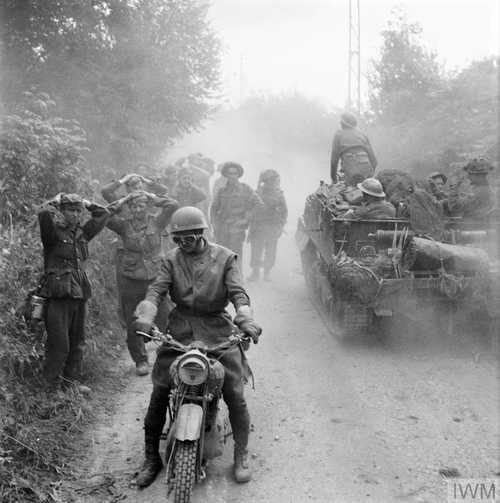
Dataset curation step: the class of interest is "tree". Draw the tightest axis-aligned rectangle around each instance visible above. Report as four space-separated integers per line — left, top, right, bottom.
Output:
0 91 88 224
368 7 443 123
0 0 221 171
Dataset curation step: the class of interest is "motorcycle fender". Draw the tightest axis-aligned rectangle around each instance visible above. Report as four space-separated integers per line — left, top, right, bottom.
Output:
174 404 203 441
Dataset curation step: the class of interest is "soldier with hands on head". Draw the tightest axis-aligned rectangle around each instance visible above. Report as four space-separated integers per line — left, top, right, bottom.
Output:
106 190 178 376
134 206 262 487
247 169 288 282
330 112 377 186
101 170 168 205
210 162 263 261
37 193 110 390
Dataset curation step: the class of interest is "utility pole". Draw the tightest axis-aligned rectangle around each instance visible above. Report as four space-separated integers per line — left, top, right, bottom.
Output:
347 0 361 114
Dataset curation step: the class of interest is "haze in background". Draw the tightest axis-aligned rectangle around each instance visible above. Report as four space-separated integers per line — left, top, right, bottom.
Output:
209 0 498 107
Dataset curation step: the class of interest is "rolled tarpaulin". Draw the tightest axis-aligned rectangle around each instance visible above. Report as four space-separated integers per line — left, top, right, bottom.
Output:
403 237 489 273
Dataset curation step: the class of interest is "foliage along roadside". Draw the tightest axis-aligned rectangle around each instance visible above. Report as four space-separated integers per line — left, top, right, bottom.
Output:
0 94 124 502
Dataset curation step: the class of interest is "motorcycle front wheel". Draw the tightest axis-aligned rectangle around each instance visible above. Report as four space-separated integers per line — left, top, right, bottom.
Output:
173 440 198 503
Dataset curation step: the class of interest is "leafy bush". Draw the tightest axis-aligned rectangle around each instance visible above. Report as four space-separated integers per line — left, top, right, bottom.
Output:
0 94 123 502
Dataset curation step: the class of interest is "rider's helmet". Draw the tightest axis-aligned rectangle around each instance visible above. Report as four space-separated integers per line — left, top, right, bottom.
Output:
357 177 386 198
169 206 208 234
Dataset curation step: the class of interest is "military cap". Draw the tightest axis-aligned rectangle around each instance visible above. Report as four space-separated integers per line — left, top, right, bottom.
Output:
221 162 244 178
60 193 84 208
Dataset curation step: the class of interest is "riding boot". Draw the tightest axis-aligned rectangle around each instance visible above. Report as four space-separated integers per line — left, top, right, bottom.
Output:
136 435 163 487
233 443 252 483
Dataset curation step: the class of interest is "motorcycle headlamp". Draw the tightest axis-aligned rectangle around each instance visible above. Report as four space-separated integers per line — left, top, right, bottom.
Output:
178 355 209 385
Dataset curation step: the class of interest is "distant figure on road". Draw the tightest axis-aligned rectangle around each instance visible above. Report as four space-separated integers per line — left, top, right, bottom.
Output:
171 167 207 209
210 162 262 262
247 169 288 282
330 112 377 186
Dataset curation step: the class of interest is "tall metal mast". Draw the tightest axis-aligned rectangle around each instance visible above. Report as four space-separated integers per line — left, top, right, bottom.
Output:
347 0 361 114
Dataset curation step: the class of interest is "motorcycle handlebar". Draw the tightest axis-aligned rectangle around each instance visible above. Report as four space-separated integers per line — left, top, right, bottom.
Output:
136 327 250 355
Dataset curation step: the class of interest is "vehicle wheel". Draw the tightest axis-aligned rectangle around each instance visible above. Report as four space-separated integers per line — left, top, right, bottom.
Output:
342 299 373 337
173 440 197 503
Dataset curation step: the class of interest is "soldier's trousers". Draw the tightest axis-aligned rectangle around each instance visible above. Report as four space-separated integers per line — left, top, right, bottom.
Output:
43 298 86 381
214 228 246 261
249 226 280 272
120 276 168 365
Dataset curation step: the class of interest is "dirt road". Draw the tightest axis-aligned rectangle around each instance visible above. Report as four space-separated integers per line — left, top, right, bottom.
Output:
67 239 499 503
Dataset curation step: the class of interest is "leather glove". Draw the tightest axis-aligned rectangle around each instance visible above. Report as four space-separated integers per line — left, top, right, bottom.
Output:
134 320 152 343
237 320 262 344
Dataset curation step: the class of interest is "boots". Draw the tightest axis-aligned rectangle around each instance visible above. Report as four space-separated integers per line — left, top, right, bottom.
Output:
247 268 260 282
136 361 149 376
233 444 252 483
136 436 163 488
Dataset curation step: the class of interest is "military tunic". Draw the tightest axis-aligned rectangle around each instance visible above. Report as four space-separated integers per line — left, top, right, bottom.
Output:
330 127 377 185
38 204 109 381
248 185 288 272
142 242 252 448
351 200 396 219
210 181 262 259
106 198 178 364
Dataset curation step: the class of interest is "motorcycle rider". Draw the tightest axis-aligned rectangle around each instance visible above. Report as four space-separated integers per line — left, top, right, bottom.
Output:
247 169 288 282
134 206 262 487
330 112 377 186
210 161 263 261
344 178 396 219
106 191 178 375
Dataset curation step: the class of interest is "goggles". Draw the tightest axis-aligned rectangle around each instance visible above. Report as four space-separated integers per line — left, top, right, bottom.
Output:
172 234 200 246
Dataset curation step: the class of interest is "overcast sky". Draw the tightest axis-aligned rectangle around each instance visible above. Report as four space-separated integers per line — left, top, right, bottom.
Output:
208 0 499 108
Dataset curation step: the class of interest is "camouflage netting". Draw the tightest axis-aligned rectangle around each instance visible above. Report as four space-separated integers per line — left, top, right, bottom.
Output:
328 251 382 304
404 189 445 239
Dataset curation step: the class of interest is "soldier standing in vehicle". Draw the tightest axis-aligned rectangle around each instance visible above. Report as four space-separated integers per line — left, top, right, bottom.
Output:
247 169 288 282
134 206 262 487
38 193 110 390
330 112 377 186
105 191 178 376
210 162 262 262
344 178 396 219
448 158 494 218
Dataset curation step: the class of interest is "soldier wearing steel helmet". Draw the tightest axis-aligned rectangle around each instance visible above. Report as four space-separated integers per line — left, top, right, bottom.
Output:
133 206 262 487
105 190 178 376
37 193 110 389
344 178 396 219
247 169 288 282
210 162 263 261
330 112 378 186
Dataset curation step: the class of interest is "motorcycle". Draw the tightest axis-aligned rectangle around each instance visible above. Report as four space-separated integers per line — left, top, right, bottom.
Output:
137 327 251 503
